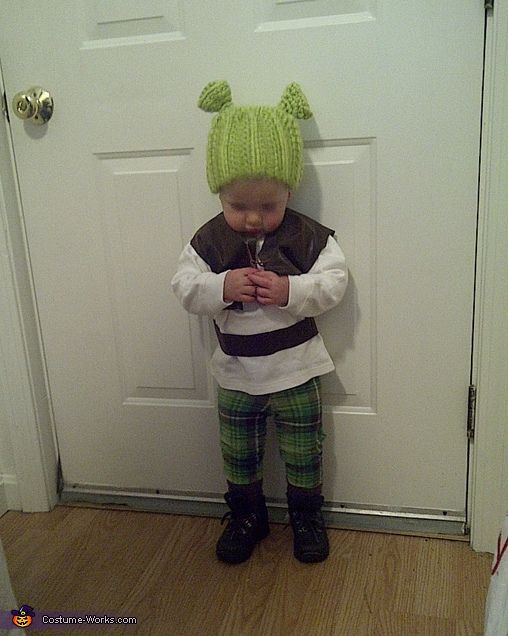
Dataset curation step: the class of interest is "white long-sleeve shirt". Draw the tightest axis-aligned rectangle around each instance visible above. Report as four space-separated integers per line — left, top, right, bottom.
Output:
171 234 347 394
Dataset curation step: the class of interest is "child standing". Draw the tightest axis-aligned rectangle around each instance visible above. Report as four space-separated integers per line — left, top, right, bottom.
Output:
171 81 348 563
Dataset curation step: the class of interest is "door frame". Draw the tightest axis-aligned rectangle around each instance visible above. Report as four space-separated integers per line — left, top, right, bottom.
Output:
468 2 508 553
0 62 58 515
0 5 505 551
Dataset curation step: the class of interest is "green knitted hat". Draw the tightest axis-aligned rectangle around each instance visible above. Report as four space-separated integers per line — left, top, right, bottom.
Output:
198 81 312 193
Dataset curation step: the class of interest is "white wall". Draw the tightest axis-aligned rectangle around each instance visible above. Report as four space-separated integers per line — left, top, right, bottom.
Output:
0 141 22 515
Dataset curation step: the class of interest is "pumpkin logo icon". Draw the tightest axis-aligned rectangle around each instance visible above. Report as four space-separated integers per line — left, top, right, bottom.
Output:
11 605 35 629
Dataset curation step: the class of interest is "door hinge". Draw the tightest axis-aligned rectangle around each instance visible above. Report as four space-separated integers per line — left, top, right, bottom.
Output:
485 0 494 11
467 385 477 440
1 91 10 122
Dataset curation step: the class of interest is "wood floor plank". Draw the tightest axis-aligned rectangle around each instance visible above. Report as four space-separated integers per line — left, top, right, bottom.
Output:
0 506 492 635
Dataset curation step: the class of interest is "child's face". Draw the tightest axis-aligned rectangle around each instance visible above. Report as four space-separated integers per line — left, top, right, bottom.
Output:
219 179 290 238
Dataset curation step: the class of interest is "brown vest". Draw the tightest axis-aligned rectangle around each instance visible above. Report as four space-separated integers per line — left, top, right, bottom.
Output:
190 208 334 357
191 208 333 276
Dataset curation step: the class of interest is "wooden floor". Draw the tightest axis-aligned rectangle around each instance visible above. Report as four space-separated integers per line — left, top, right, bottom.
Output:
0 506 492 635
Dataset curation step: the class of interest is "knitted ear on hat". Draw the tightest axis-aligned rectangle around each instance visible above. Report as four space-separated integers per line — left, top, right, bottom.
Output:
198 80 232 113
278 83 313 120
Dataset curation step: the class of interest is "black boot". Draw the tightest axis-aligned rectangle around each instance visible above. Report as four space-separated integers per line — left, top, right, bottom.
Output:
288 492 329 563
216 492 270 564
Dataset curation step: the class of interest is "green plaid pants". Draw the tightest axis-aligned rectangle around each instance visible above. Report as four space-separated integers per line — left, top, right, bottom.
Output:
218 377 325 489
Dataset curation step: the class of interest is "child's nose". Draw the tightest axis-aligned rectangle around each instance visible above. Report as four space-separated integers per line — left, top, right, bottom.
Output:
245 210 262 228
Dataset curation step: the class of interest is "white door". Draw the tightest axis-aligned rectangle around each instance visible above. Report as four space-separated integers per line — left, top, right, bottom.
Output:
0 2 483 521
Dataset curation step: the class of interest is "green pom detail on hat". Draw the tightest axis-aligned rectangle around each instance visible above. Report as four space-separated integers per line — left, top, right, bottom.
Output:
199 81 312 193
278 83 313 120
198 80 232 113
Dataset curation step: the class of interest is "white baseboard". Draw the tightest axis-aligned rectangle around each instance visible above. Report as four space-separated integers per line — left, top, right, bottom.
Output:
0 475 21 516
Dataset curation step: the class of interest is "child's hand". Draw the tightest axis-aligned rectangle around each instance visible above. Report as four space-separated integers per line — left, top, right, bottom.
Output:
223 268 259 303
248 271 289 307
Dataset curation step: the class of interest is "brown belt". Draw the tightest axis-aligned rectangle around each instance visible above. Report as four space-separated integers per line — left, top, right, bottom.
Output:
214 317 318 357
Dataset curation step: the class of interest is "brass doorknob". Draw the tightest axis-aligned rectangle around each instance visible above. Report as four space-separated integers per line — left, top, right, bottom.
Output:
12 87 54 125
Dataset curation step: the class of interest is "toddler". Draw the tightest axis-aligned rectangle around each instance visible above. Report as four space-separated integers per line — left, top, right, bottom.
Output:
171 81 348 563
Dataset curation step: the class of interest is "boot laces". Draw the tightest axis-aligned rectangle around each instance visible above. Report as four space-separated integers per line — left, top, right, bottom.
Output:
290 510 324 541
220 511 257 539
